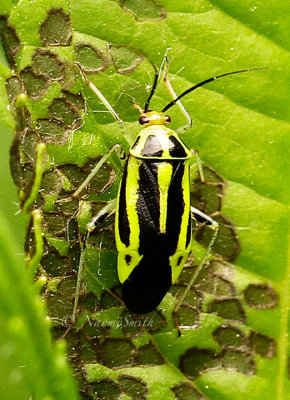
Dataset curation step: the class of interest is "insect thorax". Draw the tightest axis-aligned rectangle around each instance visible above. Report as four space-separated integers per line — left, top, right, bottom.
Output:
130 125 192 160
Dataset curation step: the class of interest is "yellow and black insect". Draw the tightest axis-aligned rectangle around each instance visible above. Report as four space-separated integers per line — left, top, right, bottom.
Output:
115 109 193 314
72 53 265 317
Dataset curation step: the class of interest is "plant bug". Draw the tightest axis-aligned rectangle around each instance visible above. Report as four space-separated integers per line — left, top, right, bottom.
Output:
70 51 266 319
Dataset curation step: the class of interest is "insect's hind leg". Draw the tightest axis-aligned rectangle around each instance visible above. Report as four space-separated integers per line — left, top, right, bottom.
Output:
174 207 219 318
68 144 123 324
72 199 117 324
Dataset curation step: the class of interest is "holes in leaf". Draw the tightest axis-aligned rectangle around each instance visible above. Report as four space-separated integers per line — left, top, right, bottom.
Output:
180 348 220 379
55 198 79 216
109 45 144 74
58 164 87 192
61 328 81 362
45 276 77 320
174 305 199 329
195 214 240 261
175 265 196 286
14 106 32 133
17 165 34 206
208 298 246 322
36 119 69 144
143 309 166 332
221 348 255 375
175 262 235 302
58 159 116 197
43 213 69 236
48 98 82 128
5 76 24 103
82 320 110 339
118 375 148 400
194 262 235 297
20 130 40 162
40 169 63 195
32 49 64 80
191 164 241 262
120 0 166 22
120 310 143 336
171 382 205 400
249 331 276 358
213 325 247 349
61 90 86 112
83 158 116 195
79 292 100 314
209 260 235 282
0 16 20 66
24 217 36 259
21 67 48 100
191 164 224 215
180 346 255 379
100 288 122 310
88 229 115 251
76 44 108 73
170 285 202 308
40 8 72 46
87 380 121 400
88 205 114 233
41 250 71 277
101 338 135 368
62 61 78 89
67 243 81 270
243 284 278 309
136 343 164 366
80 335 99 364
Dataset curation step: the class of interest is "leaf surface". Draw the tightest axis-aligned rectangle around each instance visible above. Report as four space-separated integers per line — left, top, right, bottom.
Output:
0 1 289 399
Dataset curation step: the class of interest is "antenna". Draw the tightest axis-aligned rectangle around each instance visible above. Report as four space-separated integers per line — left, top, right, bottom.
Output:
144 48 172 112
162 68 267 113
144 64 158 112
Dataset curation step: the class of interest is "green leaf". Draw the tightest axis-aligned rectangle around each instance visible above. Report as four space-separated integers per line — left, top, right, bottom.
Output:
0 1 289 399
0 210 78 399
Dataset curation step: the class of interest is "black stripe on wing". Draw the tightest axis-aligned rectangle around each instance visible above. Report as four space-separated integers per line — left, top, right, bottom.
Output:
166 161 185 255
118 159 130 246
137 160 160 254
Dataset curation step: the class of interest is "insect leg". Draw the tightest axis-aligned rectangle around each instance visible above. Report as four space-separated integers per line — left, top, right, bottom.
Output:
72 200 116 324
71 144 124 199
174 207 219 317
162 56 193 133
76 62 123 124
191 149 205 183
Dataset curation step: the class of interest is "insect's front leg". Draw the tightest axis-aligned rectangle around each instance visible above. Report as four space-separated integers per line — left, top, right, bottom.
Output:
56 144 125 207
72 144 124 198
174 207 219 321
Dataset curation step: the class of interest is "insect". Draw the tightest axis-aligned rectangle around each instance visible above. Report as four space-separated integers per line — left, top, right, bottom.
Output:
71 52 265 319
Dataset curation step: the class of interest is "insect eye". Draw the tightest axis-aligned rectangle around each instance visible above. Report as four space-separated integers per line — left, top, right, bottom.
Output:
165 115 171 123
139 116 150 125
